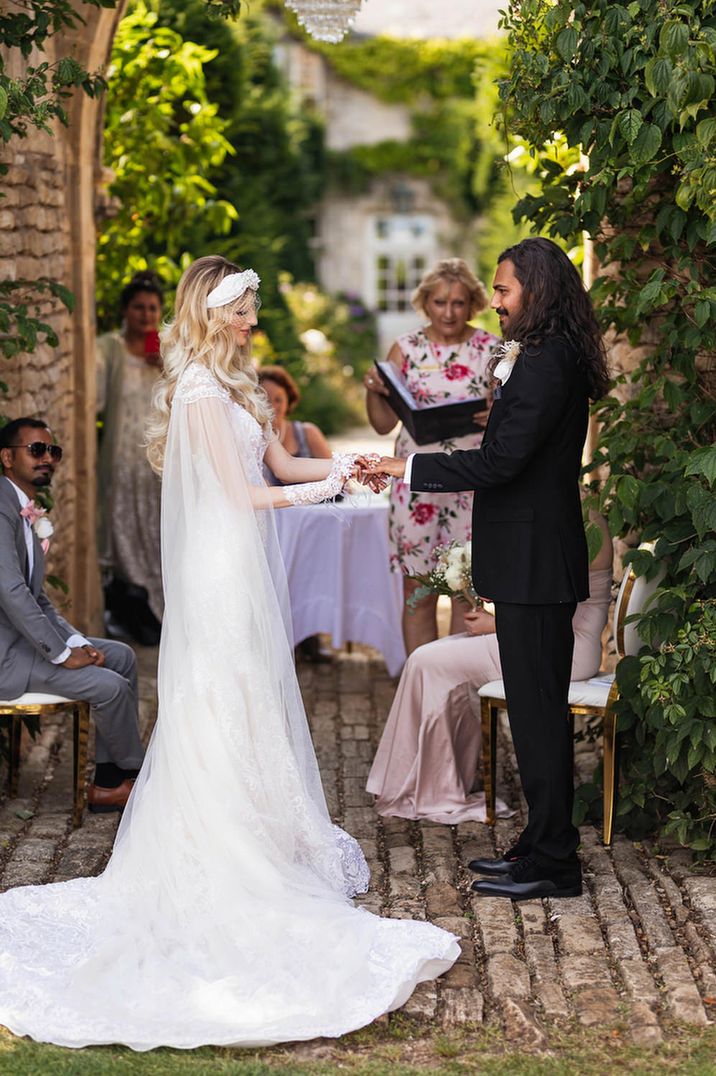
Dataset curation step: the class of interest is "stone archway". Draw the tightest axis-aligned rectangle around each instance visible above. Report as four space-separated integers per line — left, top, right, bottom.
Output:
1 3 127 631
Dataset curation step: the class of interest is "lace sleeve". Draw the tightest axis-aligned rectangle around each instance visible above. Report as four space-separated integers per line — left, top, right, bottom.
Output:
174 363 230 405
282 453 356 506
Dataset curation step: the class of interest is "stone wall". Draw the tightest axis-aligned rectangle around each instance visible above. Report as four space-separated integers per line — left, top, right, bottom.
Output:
0 4 126 631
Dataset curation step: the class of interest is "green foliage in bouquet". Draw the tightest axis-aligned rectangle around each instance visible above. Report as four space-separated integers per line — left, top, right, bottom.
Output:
500 0 716 856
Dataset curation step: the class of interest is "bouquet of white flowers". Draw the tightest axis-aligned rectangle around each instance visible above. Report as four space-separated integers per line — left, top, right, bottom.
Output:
408 539 480 610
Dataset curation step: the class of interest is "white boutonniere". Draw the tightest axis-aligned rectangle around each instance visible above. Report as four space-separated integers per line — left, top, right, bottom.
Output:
34 515 54 543
493 340 521 386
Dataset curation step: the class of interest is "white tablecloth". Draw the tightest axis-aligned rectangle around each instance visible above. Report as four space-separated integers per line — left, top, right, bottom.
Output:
275 500 406 677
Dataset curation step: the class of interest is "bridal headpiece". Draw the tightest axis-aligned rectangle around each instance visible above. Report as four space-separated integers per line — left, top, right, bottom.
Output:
206 269 261 310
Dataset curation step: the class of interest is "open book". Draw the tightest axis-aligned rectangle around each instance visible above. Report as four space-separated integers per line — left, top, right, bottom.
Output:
376 362 488 446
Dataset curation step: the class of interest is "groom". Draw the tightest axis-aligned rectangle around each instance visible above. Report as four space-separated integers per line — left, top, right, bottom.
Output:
371 238 609 900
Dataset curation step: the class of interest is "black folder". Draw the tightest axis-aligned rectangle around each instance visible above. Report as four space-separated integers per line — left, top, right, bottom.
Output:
376 362 487 446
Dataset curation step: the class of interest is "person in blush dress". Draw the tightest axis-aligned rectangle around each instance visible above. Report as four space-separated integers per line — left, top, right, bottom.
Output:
367 512 613 824
363 258 500 654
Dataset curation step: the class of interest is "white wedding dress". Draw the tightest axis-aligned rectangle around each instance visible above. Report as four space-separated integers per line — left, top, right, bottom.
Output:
0 363 458 1051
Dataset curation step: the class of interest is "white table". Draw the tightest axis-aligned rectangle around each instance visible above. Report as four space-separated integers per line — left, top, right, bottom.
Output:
275 500 406 677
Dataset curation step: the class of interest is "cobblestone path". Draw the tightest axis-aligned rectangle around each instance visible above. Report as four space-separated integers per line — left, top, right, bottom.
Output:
0 645 714 1049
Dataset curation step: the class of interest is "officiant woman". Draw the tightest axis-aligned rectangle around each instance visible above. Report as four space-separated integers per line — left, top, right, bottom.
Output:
363 258 499 653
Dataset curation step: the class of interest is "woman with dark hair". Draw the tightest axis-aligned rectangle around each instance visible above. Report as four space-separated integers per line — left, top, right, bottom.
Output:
97 271 164 645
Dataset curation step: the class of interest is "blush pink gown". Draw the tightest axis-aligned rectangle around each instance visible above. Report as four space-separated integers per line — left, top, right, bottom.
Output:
367 568 612 824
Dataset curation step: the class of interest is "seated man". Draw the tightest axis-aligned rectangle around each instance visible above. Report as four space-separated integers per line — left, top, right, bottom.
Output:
0 417 145 812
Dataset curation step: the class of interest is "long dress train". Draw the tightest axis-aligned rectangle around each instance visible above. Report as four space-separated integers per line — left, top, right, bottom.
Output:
0 363 458 1050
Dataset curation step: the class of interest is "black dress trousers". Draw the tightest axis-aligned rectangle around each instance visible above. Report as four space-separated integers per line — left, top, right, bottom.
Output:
494 600 580 869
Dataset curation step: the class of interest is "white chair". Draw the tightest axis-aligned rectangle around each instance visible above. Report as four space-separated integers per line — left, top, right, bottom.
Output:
0 694 90 828
478 560 666 845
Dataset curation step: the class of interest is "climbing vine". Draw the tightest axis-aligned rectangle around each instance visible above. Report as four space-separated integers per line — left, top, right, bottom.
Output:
500 0 716 855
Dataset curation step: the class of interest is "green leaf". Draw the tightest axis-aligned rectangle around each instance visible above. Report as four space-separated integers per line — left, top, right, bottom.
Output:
696 116 716 148
0 86 7 122
632 123 662 164
686 485 716 540
617 474 641 512
618 108 643 144
694 300 710 328
645 56 673 96
555 26 579 62
685 446 716 488
660 20 689 58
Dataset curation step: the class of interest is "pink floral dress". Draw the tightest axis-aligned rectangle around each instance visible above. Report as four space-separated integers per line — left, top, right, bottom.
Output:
389 326 499 576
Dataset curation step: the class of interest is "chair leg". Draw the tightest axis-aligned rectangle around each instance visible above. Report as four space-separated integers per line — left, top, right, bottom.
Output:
8 715 22 797
73 703 90 829
602 690 620 846
481 698 498 825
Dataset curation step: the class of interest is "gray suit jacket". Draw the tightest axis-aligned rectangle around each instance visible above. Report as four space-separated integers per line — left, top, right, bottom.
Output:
0 476 79 698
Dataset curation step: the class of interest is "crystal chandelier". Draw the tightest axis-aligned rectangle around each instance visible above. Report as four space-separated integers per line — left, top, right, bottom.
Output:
284 0 364 43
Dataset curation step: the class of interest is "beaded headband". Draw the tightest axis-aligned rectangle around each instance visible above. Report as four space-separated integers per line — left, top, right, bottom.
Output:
206 269 260 309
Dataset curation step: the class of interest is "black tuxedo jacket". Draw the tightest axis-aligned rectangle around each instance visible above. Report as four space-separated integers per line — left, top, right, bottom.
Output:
411 336 590 604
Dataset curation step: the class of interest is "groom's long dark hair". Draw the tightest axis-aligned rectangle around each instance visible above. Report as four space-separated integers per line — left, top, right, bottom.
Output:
498 237 610 401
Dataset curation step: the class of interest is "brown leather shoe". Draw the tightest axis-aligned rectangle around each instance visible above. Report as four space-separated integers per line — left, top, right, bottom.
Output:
87 778 134 814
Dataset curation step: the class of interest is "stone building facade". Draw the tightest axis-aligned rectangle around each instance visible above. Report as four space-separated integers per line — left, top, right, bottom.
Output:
275 37 479 355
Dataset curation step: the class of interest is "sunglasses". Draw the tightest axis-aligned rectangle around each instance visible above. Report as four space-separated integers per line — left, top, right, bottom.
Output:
10 442 63 462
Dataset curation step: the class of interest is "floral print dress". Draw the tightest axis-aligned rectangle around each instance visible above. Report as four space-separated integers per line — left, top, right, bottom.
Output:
389 326 499 576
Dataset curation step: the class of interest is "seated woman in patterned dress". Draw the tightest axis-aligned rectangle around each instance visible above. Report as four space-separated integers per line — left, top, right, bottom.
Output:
363 258 500 654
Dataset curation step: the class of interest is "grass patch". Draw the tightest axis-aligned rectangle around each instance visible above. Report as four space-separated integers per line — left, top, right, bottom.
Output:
1 1022 716 1075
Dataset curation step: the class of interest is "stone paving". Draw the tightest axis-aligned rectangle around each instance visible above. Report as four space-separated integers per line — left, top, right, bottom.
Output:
0 643 714 1049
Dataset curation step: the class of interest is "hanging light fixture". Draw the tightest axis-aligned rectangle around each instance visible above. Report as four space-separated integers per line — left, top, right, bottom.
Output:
284 0 364 44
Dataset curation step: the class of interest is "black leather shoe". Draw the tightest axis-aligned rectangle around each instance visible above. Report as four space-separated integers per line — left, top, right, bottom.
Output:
468 843 528 876
471 856 582 901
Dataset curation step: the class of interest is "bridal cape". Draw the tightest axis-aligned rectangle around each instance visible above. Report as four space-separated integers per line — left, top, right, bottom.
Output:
0 363 458 1050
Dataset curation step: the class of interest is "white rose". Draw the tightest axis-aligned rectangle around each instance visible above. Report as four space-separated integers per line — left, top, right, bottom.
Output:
444 565 464 592
34 517 54 540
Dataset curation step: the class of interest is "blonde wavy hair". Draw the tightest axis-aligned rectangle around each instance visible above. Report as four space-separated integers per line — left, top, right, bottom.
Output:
411 258 489 320
146 255 273 475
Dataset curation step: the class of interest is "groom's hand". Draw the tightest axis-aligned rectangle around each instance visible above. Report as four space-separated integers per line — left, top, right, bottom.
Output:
366 456 406 480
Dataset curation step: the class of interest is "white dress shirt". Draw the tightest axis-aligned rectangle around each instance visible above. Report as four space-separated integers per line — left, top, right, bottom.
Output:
404 453 416 488
7 480 89 664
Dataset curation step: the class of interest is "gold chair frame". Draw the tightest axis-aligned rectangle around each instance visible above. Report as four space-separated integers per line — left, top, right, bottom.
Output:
1 700 90 828
480 566 640 846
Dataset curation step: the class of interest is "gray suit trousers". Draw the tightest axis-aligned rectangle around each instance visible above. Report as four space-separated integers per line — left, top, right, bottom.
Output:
27 638 144 769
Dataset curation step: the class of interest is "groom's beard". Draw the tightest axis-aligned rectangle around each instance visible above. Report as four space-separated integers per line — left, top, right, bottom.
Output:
495 306 511 337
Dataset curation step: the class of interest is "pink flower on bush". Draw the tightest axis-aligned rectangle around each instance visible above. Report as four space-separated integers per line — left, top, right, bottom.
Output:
444 363 470 381
411 502 438 525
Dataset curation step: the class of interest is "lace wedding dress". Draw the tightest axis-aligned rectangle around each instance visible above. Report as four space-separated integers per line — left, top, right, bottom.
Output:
0 364 458 1051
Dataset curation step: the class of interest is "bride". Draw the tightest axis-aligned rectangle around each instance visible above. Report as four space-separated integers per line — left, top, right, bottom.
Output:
0 256 458 1051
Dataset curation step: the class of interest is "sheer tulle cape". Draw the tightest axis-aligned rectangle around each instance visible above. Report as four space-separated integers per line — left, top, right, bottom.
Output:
0 366 458 1050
